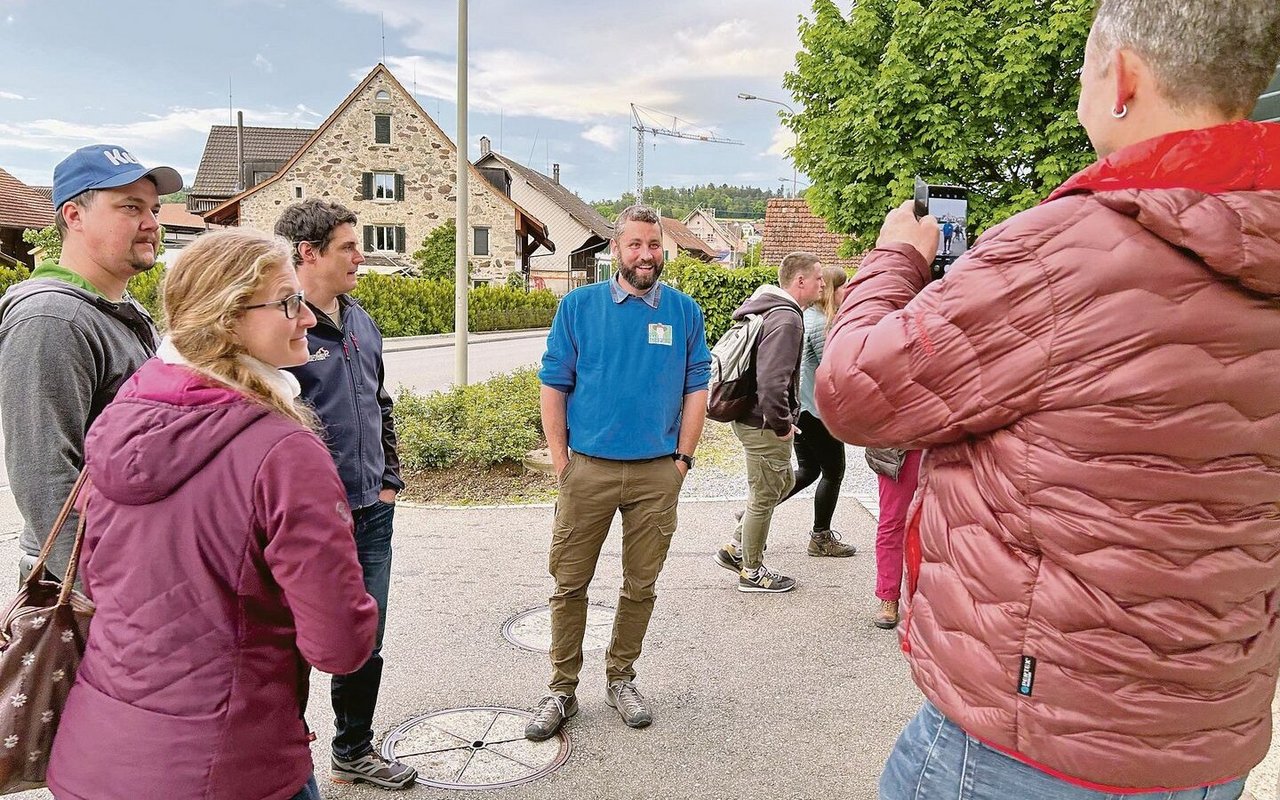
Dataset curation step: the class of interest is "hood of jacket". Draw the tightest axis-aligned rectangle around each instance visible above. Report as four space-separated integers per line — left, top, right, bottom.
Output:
85 359 271 506
732 284 801 320
1048 120 1280 297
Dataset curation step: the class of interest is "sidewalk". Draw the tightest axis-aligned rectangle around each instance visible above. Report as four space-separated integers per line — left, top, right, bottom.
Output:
381 327 549 354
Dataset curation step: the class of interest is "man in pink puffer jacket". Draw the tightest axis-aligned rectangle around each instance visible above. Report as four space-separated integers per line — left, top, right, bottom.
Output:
816 1 1280 796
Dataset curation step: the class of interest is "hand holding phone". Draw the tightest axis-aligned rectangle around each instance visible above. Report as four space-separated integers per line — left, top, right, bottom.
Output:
877 202 939 267
914 177 969 280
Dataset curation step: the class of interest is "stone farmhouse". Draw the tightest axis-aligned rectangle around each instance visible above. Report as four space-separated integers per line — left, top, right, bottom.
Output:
198 64 552 283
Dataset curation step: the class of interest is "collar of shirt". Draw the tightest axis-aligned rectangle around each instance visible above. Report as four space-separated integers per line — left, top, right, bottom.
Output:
609 273 662 309
31 260 105 298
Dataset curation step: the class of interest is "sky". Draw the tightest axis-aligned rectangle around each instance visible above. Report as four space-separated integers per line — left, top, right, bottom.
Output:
0 0 816 204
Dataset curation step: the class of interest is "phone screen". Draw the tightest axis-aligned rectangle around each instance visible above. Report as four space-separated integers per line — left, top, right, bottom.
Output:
928 190 969 259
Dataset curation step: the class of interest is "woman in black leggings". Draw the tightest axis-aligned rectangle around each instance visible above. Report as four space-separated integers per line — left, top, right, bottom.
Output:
781 264 857 557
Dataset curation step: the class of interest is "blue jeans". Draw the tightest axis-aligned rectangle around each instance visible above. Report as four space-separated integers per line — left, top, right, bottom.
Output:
331 499 394 760
288 775 320 800
881 702 1246 800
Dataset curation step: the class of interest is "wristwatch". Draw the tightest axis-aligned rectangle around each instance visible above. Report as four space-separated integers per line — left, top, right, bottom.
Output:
672 452 695 469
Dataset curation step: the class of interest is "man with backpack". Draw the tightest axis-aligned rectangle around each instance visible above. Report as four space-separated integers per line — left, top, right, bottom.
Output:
713 251 824 593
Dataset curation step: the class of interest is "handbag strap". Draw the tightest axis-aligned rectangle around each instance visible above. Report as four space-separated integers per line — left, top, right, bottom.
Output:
25 470 90 599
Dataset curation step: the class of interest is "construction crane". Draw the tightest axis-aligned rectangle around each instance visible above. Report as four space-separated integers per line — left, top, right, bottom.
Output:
632 103 743 204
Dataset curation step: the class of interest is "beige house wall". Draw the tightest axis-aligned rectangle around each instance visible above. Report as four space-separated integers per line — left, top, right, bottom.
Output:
238 69 518 282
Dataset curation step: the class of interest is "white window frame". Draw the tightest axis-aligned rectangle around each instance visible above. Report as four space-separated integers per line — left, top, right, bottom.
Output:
372 172 396 202
372 225 399 253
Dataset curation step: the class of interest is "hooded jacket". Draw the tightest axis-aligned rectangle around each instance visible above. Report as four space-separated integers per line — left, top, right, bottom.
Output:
0 275 158 578
46 358 378 800
731 285 804 436
815 121 1280 790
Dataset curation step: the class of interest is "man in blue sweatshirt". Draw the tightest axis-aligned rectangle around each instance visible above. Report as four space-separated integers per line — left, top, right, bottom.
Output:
276 200 416 791
525 204 711 742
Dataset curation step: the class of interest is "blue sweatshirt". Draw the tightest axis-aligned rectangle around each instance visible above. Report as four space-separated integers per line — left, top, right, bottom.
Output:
539 278 711 460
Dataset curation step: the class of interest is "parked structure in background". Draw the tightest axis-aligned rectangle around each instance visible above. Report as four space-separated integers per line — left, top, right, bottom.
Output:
474 138 612 294
188 124 314 215
760 198 860 272
682 207 746 266
0 167 53 268
197 64 552 283
1253 68 1280 122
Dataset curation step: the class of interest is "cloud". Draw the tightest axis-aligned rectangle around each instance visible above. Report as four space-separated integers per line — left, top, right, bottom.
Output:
254 54 274 73
766 124 795 158
581 124 623 151
0 91 26 101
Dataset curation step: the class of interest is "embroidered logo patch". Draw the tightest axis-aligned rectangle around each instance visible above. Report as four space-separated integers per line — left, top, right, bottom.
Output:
1018 655 1037 696
648 323 673 346
308 347 330 363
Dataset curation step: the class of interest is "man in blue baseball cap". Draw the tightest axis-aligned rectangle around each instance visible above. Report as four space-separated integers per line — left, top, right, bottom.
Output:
0 144 182 582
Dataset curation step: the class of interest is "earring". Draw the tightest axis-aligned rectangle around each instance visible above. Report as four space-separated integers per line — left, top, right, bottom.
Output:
1111 103 1128 119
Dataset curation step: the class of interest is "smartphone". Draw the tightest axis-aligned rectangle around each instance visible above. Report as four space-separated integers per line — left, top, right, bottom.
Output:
914 176 969 280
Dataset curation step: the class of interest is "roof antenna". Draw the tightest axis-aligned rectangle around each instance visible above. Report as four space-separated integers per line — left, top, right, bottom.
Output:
381 13 386 63
228 76 233 126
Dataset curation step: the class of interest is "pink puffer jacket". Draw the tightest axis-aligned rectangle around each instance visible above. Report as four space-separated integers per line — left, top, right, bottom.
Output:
816 121 1280 790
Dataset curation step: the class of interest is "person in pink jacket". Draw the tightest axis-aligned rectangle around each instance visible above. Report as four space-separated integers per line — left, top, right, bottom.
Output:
47 228 379 800
816 1 1280 797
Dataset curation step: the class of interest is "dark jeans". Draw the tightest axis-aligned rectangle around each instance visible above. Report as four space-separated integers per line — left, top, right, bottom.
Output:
331 499 394 760
780 410 846 531
288 775 320 800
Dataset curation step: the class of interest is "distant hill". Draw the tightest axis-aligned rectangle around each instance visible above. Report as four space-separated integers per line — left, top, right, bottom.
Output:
592 184 792 222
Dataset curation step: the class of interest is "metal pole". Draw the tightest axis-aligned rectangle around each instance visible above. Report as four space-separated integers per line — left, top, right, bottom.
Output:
738 93 798 199
454 0 468 386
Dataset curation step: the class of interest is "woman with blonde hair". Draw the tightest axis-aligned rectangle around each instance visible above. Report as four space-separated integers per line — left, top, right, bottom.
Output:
778 264 857 558
48 228 378 800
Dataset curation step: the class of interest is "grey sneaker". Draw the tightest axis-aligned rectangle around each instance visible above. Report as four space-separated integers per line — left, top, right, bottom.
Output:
331 750 417 789
738 564 797 593
606 680 653 728
714 542 743 573
525 693 577 741
808 529 857 557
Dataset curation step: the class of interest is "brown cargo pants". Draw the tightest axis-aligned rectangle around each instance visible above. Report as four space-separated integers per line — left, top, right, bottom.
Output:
547 453 683 696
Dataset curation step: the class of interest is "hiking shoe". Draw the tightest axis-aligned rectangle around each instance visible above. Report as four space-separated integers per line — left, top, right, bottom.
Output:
738 565 797 593
808 529 857 557
331 751 417 789
875 599 900 630
525 693 577 741
605 680 653 729
714 542 743 573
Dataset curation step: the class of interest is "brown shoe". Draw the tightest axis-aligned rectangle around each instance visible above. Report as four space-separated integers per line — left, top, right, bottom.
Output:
874 600 899 629
808 529 857 557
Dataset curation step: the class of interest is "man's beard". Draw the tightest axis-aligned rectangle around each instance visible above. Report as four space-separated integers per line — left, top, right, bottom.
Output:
130 259 157 273
620 259 663 291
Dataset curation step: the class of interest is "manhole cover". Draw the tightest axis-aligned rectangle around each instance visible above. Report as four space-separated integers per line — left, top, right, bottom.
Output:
502 603 616 653
381 706 570 790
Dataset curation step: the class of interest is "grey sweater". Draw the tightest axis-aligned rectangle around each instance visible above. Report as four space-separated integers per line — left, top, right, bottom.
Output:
0 278 158 578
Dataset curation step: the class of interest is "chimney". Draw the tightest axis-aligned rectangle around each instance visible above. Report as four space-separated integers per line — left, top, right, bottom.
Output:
235 111 245 192
480 135 491 155
552 163 560 185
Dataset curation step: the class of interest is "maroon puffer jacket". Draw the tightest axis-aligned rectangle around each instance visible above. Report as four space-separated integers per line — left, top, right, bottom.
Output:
816 121 1280 790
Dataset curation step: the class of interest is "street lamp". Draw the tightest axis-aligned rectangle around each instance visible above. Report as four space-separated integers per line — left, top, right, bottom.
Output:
739 92 797 198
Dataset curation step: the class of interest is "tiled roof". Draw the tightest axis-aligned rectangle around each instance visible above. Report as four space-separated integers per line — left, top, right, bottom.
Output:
662 217 718 260
477 151 612 242
0 167 54 230
190 125 315 198
683 208 744 250
30 186 53 202
760 198 861 270
158 203 208 230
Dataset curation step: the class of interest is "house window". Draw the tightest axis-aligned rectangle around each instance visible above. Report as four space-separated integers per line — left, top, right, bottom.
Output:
364 224 406 253
374 114 391 144
473 226 490 256
252 170 274 185
361 172 404 201
292 184 304 200
375 89 391 101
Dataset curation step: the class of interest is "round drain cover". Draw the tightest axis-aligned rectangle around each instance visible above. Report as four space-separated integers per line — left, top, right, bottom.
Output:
381 706 570 790
502 603 616 653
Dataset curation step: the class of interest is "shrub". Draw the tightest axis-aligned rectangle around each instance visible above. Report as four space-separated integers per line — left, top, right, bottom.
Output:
0 264 30 296
128 264 167 327
352 274 558 337
393 367 543 469
680 261 779 343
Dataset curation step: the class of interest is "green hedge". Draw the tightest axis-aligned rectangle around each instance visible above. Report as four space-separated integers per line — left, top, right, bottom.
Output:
393 367 543 469
680 262 780 344
0 265 30 296
352 274 558 337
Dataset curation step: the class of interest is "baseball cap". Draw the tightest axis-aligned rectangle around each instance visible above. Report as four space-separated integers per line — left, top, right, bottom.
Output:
53 144 183 211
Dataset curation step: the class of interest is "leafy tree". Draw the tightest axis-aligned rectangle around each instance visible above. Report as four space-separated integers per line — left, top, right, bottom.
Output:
412 221 460 282
592 185 781 221
22 226 62 263
785 0 1096 245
